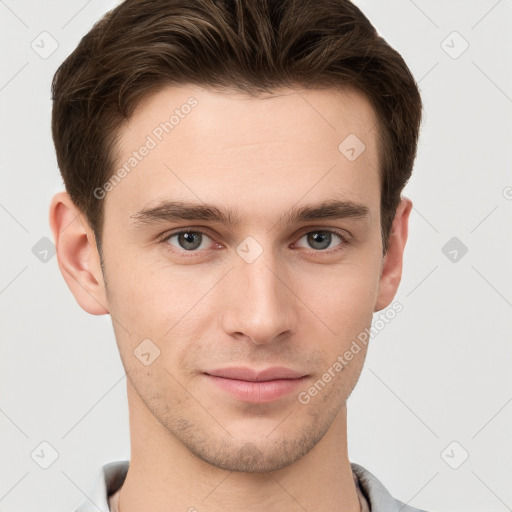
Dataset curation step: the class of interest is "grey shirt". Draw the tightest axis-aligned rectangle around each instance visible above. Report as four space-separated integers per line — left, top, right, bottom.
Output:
75 460 429 512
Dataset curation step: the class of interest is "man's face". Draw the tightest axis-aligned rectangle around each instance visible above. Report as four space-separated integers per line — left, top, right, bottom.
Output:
100 85 385 471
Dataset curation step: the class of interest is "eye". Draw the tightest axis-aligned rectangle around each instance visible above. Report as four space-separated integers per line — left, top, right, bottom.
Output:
163 230 214 252
295 230 347 252
159 228 349 257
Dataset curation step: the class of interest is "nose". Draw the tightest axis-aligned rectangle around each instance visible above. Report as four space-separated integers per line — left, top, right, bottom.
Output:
220 251 299 345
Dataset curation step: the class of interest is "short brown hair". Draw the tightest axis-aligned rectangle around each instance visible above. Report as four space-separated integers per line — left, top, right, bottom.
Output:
51 0 422 254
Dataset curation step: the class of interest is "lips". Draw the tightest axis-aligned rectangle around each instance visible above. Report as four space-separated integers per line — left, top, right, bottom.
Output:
204 366 306 382
203 366 308 403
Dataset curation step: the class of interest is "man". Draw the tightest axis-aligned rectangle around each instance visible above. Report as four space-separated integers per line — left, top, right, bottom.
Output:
49 0 425 510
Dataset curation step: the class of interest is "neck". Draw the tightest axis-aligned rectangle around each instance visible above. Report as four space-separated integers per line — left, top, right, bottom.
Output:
118 380 360 512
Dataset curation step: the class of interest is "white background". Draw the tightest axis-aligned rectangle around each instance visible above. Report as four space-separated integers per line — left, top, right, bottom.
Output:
1 1 511 511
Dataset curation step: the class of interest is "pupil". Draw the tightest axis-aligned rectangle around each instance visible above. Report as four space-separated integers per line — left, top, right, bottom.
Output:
180 232 201 250
308 231 331 250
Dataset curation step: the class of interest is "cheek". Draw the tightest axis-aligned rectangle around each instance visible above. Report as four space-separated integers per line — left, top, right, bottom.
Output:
104 252 182 330
332 277 377 335
105 257 217 372
300 257 381 339
299 271 378 404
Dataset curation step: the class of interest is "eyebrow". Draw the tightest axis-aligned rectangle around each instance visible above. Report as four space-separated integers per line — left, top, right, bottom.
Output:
130 199 371 227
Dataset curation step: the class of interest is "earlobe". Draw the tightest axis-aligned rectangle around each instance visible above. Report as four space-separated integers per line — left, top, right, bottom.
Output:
374 197 412 312
49 191 109 315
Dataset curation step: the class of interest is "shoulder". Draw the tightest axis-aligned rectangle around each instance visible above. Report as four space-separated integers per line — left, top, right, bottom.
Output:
74 460 129 512
351 463 431 512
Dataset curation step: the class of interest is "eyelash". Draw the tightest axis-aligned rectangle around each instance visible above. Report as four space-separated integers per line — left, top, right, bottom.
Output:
157 228 351 257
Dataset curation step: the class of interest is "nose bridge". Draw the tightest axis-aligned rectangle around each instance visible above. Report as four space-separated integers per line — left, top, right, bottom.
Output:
221 241 298 344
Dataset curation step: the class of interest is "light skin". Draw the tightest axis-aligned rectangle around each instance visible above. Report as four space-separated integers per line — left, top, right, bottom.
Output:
50 85 412 512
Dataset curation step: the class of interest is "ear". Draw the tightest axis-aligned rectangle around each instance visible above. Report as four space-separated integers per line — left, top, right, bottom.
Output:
374 197 412 312
49 191 109 315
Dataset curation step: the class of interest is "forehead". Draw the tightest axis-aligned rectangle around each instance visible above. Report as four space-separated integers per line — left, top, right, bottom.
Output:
123 84 379 151
106 84 381 226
